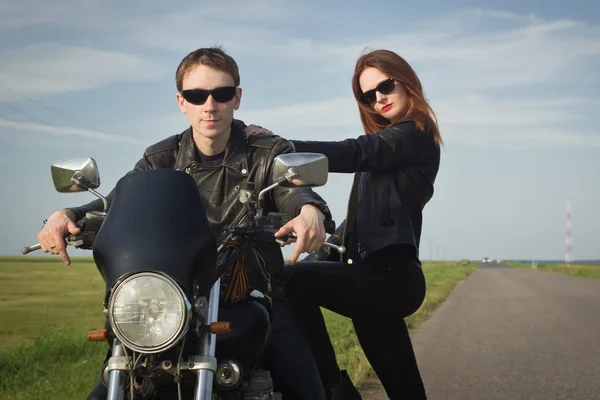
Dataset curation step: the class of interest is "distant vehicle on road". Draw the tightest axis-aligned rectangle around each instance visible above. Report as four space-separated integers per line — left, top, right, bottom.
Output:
482 257 492 263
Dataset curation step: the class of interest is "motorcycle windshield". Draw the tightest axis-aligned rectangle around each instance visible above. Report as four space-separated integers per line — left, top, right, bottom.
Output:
92 169 217 297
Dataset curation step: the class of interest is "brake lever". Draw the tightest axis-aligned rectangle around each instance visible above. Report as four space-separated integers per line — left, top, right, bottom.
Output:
21 233 83 255
21 214 101 255
276 235 346 255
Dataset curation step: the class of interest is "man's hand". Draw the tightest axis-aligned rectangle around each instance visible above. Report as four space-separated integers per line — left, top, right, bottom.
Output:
37 210 80 265
275 205 326 263
244 124 273 137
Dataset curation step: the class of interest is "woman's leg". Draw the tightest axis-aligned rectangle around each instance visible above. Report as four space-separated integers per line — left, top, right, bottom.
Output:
353 316 427 399
283 248 425 387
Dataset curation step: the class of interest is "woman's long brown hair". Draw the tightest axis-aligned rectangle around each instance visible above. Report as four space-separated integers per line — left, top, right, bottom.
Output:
352 49 442 144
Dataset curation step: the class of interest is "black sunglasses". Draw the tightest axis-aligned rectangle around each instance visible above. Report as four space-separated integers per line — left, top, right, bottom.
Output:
181 86 238 105
358 78 397 106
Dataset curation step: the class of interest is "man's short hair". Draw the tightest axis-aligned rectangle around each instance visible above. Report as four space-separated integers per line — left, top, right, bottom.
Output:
175 46 240 91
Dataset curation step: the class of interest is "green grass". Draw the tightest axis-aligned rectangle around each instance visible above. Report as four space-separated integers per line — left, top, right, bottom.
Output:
0 332 108 400
0 257 478 398
507 261 600 279
0 257 106 348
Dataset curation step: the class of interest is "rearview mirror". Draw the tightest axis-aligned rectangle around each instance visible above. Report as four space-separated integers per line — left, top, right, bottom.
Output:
51 157 101 193
271 153 328 188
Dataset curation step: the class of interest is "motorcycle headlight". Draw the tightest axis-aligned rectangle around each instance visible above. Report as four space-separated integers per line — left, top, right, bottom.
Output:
107 272 191 353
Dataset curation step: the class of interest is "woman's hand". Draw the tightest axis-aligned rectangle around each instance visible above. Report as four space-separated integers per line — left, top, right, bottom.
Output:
244 124 273 137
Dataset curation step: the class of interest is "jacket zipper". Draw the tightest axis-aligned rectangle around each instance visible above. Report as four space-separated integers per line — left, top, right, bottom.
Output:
185 164 271 291
185 165 251 245
340 176 359 263
255 252 272 292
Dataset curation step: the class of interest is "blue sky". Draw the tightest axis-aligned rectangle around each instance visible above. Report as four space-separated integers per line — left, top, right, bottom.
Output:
1 0 598 261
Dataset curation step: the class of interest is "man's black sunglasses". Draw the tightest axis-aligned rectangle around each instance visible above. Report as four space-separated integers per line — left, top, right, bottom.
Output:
181 86 238 105
358 78 397 106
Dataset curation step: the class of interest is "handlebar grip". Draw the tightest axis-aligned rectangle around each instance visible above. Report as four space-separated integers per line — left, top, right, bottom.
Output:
323 242 346 254
21 244 41 255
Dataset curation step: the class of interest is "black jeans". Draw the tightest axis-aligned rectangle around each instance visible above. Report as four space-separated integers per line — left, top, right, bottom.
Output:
88 297 325 400
263 297 326 399
284 244 428 399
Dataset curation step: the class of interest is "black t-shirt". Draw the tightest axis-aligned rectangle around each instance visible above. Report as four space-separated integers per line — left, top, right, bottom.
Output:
195 148 225 167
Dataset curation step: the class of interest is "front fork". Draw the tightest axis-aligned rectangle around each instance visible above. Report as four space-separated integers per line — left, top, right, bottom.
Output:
105 339 127 400
193 239 228 399
193 277 221 399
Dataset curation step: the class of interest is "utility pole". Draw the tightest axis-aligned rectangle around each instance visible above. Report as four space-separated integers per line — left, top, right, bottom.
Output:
565 199 573 264
430 238 433 261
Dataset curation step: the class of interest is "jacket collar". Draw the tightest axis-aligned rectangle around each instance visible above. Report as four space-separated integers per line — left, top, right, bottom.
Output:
175 121 249 176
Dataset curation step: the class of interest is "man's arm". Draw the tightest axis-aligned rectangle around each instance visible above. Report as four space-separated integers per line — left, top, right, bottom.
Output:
65 155 153 221
38 154 153 264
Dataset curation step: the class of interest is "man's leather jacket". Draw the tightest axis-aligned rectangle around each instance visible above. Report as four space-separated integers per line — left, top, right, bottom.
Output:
67 120 332 292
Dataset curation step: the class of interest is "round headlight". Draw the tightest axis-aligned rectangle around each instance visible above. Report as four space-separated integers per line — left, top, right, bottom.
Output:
107 272 190 353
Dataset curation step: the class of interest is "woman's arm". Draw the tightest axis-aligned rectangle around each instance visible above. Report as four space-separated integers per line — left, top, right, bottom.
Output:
291 119 437 173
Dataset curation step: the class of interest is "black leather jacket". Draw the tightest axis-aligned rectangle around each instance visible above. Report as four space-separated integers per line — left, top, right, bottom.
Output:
296 118 440 264
67 120 332 290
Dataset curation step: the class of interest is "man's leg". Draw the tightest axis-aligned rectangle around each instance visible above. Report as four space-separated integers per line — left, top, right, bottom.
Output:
87 345 111 400
262 296 327 400
87 379 108 400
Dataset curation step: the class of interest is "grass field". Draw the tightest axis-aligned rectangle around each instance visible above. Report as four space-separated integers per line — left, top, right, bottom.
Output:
0 257 478 399
507 261 600 279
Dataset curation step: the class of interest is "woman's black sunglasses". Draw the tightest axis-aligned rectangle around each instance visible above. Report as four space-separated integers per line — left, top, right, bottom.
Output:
358 78 397 106
181 86 238 105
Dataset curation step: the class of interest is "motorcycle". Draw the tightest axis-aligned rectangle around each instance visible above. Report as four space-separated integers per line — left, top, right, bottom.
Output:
22 153 345 399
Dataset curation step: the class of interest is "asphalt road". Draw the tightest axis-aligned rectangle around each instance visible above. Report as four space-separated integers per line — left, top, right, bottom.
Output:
409 263 600 400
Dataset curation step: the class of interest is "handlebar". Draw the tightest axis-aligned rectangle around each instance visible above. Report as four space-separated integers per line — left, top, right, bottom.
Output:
21 244 42 255
22 212 338 256
321 241 346 254
21 234 87 255
21 212 103 256
277 235 346 255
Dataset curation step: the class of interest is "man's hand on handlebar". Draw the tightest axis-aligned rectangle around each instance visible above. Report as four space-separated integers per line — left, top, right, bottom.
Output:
274 204 326 264
37 209 80 265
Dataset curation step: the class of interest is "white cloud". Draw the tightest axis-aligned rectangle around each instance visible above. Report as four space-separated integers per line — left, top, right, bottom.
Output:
441 125 600 150
0 118 143 144
0 44 169 101
434 96 589 126
3 6 598 96
0 0 301 31
238 97 361 131
141 89 598 150
263 12 600 93
0 1 81 30
234 94 600 149
1 6 599 149
231 10 600 148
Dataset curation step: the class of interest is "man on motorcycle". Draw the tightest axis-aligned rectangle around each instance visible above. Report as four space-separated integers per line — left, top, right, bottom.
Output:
37 46 333 400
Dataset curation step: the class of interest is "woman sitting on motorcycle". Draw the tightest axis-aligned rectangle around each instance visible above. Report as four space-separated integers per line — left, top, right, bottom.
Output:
252 48 442 400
